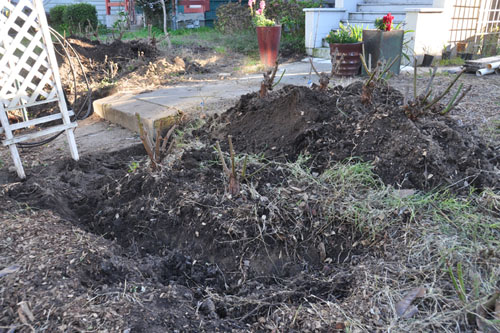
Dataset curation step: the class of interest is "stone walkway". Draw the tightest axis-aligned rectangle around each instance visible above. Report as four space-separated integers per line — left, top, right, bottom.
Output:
92 58 463 137
93 58 335 137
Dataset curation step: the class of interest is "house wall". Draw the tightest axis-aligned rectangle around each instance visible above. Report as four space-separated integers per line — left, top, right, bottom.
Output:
42 0 124 24
177 0 239 27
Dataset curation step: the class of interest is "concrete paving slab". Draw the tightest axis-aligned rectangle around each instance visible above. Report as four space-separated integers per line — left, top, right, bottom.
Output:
399 66 463 74
92 60 335 136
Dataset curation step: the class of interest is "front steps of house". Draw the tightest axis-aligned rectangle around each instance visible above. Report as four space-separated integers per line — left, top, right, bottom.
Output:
345 0 434 28
311 0 434 59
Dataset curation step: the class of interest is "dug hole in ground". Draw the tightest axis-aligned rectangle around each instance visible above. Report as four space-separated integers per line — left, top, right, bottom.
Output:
1 37 499 332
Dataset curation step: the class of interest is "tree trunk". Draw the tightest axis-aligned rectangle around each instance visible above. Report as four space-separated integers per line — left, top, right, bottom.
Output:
160 0 172 48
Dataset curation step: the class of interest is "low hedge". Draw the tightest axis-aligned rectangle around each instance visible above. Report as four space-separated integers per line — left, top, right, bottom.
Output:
63 3 98 31
49 3 98 32
49 5 66 26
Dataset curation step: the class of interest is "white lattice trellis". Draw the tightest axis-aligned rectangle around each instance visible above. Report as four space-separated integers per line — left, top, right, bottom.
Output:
0 0 78 179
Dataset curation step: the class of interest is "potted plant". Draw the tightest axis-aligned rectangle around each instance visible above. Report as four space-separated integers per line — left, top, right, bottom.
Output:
362 13 404 75
442 44 451 60
325 23 363 76
249 0 280 67
421 46 434 67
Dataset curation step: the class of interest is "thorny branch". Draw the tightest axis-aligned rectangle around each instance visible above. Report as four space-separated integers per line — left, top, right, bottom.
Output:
402 67 471 119
309 49 343 91
216 136 241 196
136 114 178 170
260 62 285 97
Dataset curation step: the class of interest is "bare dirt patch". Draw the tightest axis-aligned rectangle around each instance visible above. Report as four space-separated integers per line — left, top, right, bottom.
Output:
1 62 499 331
212 83 498 191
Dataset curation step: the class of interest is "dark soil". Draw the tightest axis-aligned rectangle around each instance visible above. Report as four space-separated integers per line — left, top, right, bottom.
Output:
2 82 498 331
212 83 499 191
5 142 358 330
13 37 209 125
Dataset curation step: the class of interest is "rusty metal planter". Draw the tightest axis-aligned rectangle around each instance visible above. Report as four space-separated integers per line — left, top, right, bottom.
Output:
257 25 281 67
329 42 363 76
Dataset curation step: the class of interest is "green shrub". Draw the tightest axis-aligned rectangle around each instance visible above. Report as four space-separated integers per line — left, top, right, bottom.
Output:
265 0 319 36
136 0 171 29
215 3 253 33
280 34 305 55
63 3 98 32
325 23 362 44
49 5 66 27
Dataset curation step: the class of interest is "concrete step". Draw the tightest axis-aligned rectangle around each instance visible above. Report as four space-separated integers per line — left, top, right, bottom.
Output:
362 0 432 4
348 11 406 22
357 2 434 11
311 47 331 58
342 19 406 29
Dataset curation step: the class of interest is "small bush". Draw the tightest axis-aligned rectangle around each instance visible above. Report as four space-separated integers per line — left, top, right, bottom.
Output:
49 5 66 27
265 0 319 36
136 0 171 29
215 3 252 33
280 34 305 56
63 3 98 32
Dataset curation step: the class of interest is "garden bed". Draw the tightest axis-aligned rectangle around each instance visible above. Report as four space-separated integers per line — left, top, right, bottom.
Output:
1 78 499 331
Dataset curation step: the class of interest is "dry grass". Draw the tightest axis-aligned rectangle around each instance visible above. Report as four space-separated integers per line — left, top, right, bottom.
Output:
256 157 500 332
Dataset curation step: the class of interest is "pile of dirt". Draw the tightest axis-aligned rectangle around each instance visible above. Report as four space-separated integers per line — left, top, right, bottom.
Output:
5 143 357 330
2 81 499 331
52 37 209 119
67 37 159 63
211 83 499 191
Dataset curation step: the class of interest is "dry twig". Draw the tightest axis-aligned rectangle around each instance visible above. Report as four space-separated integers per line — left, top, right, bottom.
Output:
136 114 179 170
216 136 240 196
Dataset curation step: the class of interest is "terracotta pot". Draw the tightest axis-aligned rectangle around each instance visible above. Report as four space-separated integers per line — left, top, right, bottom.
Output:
329 42 363 76
256 25 281 67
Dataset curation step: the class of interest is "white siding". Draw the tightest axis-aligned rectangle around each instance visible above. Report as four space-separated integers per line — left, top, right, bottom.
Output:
42 0 124 24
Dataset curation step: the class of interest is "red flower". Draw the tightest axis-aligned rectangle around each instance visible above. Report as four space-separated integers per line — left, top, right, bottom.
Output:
382 13 394 31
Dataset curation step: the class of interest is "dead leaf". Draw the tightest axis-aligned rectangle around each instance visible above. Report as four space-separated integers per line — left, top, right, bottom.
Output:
394 189 416 199
396 287 426 317
0 264 20 277
18 307 28 325
334 322 345 330
401 306 419 319
18 301 35 322
476 292 500 332
318 242 326 263
495 296 500 320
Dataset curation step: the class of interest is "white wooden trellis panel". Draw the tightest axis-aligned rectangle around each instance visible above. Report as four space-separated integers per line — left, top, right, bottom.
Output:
0 0 78 179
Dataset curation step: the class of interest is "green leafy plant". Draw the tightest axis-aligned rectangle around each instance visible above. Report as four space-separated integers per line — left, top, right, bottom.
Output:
128 161 140 173
49 5 66 27
135 0 170 29
262 0 320 55
265 0 319 35
447 262 467 303
62 3 98 33
111 11 130 41
249 0 276 27
253 14 276 27
325 23 362 44
215 3 253 33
